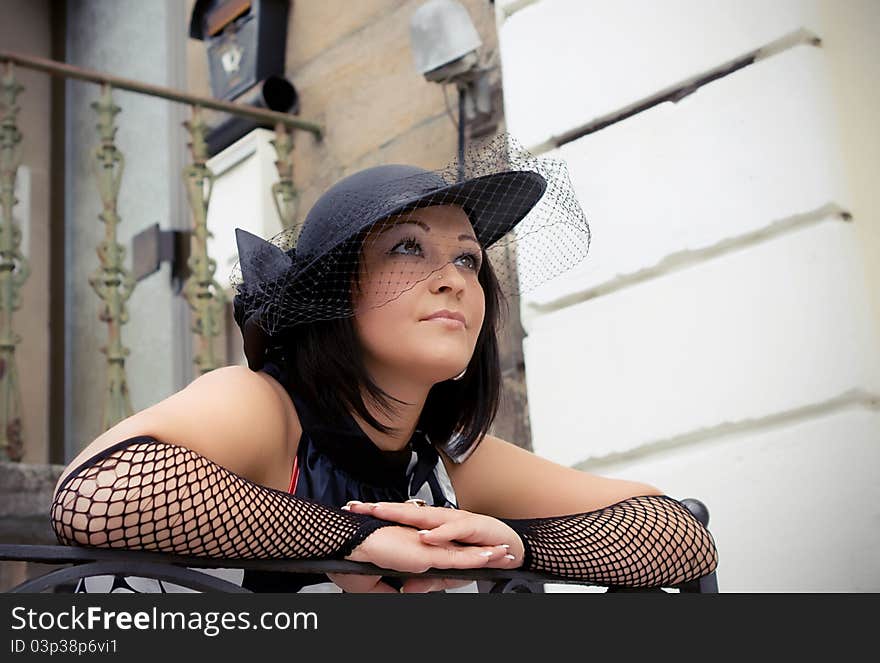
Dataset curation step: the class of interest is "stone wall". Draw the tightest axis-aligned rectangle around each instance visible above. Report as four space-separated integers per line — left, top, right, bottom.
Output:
0 461 64 591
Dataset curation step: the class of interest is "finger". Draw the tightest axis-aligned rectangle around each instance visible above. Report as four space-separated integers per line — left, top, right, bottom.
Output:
426 543 509 570
401 577 474 594
400 577 443 593
485 550 520 569
418 519 481 546
417 522 517 566
434 538 517 568
326 572 378 590
345 501 458 529
327 573 400 594
417 520 513 553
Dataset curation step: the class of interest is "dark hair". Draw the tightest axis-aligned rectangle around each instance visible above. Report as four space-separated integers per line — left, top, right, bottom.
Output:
270 237 505 460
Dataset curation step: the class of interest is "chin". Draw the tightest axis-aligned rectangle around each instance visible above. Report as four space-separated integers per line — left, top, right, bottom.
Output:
407 358 470 385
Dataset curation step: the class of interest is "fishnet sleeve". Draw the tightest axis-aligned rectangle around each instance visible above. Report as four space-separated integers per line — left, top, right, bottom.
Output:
50 436 395 560
499 495 718 588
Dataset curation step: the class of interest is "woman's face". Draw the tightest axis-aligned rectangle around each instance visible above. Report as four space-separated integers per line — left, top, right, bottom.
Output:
353 205 486 385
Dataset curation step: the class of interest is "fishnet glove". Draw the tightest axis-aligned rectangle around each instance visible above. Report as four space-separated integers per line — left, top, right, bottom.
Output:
499 495 718 588
50 436 395 560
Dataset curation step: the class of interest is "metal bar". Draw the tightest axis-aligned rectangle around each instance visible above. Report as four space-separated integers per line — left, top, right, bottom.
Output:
0 50 322 138
0 543 560 583
698 571 719 593
8 561 252 593
270 124 299 230
0 61 29 461
182 106 225 374
87 84 135 431
0 544 713 591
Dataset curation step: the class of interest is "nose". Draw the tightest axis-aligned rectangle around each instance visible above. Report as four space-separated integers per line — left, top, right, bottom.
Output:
430 261 466 295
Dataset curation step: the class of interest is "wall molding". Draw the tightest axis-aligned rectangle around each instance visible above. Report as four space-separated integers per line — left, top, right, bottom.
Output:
573 387 880 472
527 202 851 315
527 28 822 156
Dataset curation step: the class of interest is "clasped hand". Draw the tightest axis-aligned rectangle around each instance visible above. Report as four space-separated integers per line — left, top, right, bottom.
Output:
337 500 524 593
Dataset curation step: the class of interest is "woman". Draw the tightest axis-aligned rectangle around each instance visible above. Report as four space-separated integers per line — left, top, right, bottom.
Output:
51 134 718 593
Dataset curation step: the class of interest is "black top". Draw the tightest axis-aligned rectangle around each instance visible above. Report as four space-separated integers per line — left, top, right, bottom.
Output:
68 361 459 594
241 362 458 592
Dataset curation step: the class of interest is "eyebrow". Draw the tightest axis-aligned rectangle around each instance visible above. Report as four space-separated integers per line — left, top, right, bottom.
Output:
377 219 479 245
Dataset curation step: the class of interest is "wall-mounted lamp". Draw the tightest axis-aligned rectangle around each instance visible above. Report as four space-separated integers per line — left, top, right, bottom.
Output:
409 0 497 178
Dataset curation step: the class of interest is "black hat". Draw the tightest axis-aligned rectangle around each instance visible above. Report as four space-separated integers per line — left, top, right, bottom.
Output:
231 132 591 369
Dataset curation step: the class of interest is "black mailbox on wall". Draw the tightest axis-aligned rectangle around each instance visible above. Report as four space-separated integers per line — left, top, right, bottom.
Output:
189 0 290 101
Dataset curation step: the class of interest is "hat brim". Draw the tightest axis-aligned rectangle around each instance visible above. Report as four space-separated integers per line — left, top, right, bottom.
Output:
236 170 548 333
381 170 548 249
287 169 546 291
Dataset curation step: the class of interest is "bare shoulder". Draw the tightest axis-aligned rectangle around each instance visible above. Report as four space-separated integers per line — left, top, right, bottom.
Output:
58 365 300 492
440 434 662 519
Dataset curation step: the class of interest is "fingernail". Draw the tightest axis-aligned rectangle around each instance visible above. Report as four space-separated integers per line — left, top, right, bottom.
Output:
504 554 515 560
346 500 363 506
417 529 430 534
341 505 351 511
499 544 510 549
479 551 493 557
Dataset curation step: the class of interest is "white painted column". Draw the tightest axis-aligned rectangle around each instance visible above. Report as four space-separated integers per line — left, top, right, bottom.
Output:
497 0 880 591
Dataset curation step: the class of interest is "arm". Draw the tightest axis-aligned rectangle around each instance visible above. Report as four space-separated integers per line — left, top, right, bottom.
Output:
51 366 393 561
55 365 296 494
439 435 718 587
51 435 398 560
51 436 512 572
440 434 663 519
50 368 512 574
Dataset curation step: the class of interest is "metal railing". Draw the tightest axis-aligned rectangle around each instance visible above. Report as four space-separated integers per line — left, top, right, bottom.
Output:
0 497 719 593
0 543 718 594
0 497 718 594
0 51 323 459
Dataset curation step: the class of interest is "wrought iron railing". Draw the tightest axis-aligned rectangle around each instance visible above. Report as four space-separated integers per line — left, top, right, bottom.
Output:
0 497 719 594
0 51 323 458
0 544 718 594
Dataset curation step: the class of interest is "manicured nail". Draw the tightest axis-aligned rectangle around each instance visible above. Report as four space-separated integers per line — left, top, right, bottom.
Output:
504 554 515 560
346 500 363 506
341 505 351 511
417 529 431 534
479 551 493 557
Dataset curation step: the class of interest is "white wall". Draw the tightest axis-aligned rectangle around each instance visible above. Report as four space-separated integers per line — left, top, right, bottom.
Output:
206 128 287 292
497 0 880 591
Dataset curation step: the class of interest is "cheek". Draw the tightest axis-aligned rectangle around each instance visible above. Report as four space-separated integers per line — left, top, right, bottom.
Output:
471 290 486 336
354 301 412 359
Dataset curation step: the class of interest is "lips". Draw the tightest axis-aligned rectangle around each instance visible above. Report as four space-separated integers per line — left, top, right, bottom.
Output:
421 309 466 326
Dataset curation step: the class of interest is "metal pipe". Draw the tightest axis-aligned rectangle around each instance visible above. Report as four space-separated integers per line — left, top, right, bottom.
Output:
0 50 323 138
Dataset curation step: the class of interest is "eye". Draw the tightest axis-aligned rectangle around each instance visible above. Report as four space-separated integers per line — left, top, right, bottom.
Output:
455 252 481 271
389 237 423 257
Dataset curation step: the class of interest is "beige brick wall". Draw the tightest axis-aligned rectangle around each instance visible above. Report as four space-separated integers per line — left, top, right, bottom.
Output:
189 1 503 210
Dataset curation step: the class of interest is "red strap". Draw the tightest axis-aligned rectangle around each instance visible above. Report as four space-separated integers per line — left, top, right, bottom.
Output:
287 455 300 494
